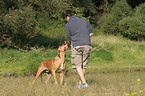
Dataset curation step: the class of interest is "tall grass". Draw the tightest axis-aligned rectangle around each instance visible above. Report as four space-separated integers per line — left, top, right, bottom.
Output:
89 29 145 72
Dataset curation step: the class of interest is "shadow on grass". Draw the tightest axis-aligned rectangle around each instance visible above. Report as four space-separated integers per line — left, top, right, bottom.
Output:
30 34 67 49
1 34 67 51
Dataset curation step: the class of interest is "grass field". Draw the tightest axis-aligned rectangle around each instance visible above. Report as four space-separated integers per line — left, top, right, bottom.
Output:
0 25 145 96
0 71 145 96
89 33 145 72
0 31 145 75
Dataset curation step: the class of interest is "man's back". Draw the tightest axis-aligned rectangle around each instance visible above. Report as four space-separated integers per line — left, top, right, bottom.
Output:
65 16 93 47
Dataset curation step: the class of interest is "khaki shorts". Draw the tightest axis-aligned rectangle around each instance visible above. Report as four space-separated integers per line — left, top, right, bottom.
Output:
71 45 92 69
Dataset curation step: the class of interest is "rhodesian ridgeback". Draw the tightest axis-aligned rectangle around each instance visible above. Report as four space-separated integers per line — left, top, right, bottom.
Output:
32 44 66 86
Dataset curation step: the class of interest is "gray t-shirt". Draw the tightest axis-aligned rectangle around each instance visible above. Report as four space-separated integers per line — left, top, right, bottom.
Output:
65 16 93 47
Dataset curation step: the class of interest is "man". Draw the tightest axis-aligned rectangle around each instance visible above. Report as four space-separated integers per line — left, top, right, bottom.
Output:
64 10 94 88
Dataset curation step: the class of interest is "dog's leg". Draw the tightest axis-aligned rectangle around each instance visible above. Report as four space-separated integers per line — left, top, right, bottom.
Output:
32 66 45 85
59 71 64 86
60 62 65 85
40 74 43 82
45 73 51 85
51 70 58 85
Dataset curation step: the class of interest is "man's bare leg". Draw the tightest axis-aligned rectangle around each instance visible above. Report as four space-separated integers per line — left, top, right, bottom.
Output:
76 67 86 84
78 68 85 84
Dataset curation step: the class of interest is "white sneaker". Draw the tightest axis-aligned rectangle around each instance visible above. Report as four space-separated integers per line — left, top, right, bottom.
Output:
82 83 88 88
77 83 81 88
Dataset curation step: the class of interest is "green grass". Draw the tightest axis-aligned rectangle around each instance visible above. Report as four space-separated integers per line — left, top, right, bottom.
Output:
0 28 145 75
0 26 145 95
89 31 145 72
0 71 145 96
0 48 57 75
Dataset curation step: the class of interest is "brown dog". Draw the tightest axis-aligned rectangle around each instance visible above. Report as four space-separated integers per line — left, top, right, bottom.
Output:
32 44 66 85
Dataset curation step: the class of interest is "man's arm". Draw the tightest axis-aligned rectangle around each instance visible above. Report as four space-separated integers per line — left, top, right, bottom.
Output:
86 21 94 37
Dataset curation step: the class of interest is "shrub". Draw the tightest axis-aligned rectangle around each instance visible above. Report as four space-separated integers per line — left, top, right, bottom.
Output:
26 0 71 21
98 14 120 35
134 3 145 23
99 0 133 35
1 6 38 50
110 0 133 17
118 3 145 40
119 15 145 40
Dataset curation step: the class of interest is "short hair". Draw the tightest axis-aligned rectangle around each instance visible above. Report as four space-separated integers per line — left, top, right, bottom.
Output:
64 10 74 17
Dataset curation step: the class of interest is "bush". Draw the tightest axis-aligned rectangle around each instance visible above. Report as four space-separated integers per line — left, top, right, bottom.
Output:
134 3 145 23
110 0 133 17
26 0 71 21
119 17 145 40
98 14 120 35
118 3 145 40
1 6 38 50
99 0 133 34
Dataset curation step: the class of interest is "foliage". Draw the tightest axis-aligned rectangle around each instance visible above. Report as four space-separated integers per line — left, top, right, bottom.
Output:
99 0 133 35
0 0 70 50
0 0 7 15
1 6 38 50
25 0 71 21
118 3 145 40
119 17 145 40
99 0 145 40
0 0 145 50
134 3 145 23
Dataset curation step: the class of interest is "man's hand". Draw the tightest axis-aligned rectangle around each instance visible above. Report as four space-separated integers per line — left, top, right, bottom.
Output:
90 33 94 37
